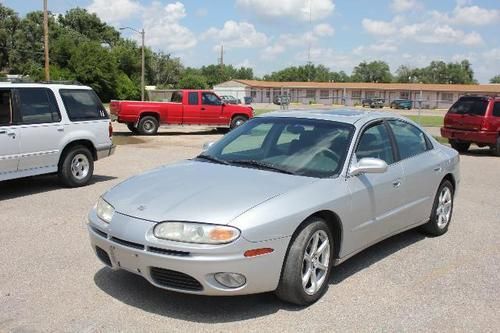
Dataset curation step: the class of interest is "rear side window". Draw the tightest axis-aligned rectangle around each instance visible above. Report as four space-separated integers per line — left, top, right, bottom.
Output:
60 89 108 121
448 98 488 116
0 90 12 125
388 120 429 159
188 92 198 105
171 91 183 103
493 102 500 117
17 88 61 124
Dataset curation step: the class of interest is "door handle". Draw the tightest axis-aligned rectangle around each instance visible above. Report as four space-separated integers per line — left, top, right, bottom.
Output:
7 132 15 137
392 180 401 188
57 126 64 132
200 107 206 111
0 130 6 134
433 166 442 172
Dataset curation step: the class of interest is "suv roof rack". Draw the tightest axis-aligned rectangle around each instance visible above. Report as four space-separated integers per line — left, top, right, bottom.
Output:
0 78 82 85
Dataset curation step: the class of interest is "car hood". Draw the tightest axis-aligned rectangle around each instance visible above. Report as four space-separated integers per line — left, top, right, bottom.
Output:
103 160 316 224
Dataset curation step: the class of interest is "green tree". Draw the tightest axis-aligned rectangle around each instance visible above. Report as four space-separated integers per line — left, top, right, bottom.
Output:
0 4 21 71
178 73 208 89
351 61 392 83
490 75 500 83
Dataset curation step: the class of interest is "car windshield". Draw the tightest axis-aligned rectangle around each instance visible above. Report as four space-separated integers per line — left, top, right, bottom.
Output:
198 117 354 178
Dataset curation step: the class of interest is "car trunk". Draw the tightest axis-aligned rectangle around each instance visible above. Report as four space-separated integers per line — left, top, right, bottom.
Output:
444 97 489 131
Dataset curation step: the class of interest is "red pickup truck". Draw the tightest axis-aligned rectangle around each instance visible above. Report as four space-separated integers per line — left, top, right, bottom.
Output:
110 90 254 135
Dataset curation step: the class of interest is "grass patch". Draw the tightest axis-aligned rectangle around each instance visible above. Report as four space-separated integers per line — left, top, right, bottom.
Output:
406 115 443 127
433 136 448 144
254 108 273 116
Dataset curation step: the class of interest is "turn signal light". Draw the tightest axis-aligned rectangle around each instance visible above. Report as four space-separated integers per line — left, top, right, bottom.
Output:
244 248 274 257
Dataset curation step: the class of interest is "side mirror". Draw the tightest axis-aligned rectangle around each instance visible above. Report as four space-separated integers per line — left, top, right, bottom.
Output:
202 141 215 152
349 158 388 176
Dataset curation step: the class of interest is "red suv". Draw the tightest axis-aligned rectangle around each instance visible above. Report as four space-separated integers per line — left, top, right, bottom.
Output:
441 96 500 155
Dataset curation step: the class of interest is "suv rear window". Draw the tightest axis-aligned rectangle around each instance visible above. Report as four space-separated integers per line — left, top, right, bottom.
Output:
449 97 488 116
60 89 108 121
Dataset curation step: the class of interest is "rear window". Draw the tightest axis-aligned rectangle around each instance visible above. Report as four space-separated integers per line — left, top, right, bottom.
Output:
448 97 488 116
60 89 108 121
493 102 500 117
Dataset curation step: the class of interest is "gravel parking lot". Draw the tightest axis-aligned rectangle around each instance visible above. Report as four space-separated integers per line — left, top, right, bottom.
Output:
1 122 499 332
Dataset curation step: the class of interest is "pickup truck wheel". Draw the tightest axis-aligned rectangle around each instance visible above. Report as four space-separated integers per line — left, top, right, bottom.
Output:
138 116 159 135
230 116 247 130
490 137 500 156
58 146 94 187
450 140 470 153
127 123 139 134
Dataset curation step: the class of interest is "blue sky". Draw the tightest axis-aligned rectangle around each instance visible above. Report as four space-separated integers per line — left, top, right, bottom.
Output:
3 0 500 82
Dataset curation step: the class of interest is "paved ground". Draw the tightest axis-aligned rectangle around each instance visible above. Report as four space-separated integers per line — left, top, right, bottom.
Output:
0 122 499 332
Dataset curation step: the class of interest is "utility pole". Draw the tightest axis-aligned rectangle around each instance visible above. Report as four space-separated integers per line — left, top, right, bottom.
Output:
141 28 145 101
307 0 312 82
43 0 50 81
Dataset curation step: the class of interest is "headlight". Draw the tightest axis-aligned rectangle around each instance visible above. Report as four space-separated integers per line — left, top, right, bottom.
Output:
153 222 240 244
96 197 115 223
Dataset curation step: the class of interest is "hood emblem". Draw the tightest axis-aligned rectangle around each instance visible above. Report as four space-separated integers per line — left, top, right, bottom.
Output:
137 205 146 211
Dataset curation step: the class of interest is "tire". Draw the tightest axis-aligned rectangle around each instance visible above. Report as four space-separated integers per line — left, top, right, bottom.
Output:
450 140 470 153
490 137 500 156
420 180 454 236
276 218 334 306
58 145 94 188
138 116 159 135
127 123 139 134
230 115 247 130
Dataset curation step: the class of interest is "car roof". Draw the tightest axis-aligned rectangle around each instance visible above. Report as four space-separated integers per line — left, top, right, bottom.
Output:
0 82 91 90
259 108 406 126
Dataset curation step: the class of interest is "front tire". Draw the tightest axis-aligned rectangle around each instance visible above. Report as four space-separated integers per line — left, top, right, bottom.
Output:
450 140 470 153
276 218 333 306
420 180 454 236
230 116 247 130
58 146 94 187
138 116 159 135
490 137 500 156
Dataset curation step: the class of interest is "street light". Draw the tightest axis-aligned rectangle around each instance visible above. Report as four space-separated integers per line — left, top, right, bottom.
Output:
120 27 145 101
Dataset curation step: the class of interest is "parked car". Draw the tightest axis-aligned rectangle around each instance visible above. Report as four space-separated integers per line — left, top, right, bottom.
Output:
0 82 114 187
243 96 253 105
390 99 413 110
220 95 241 104
110 90 254 135
88 109 459 305
441 95 500 155
362 98 384 108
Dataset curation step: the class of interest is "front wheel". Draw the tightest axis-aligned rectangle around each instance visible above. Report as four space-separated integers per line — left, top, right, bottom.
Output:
276 218 333 305
230 116 248 130
58 146 94 187
450 140 470 153
420 180 454 236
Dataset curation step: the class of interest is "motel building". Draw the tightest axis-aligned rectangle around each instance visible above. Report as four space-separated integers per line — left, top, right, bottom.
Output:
214 80 500 109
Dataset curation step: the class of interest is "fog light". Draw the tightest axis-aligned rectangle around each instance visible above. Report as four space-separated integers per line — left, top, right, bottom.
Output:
214 272 246 288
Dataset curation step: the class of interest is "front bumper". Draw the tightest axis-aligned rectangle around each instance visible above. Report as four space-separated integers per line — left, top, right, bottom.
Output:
88 210 289 296
440 127 497 144
96 145 116 160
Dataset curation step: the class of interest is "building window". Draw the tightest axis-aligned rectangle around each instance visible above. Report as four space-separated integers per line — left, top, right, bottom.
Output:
250 90 257 98
266 90 270 98
400 91 410 99
306 89 316 98
441 92 454 102
351 90 361 99
365 91 378 98
320 90 329 99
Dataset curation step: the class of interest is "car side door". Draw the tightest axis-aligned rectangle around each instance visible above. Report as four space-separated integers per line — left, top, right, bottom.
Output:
345 121 405 253
200 92 225 125
387 119 444 227
182 91 201 125
0 88 20 177
15 87 65 172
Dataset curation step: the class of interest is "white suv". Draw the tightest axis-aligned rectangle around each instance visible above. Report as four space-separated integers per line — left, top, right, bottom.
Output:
0 82 115 187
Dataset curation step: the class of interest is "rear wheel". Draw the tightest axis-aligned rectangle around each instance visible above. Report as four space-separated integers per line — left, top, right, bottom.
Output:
490 137 500 156
58 145 94 187
276 218 333 305
230 116 247 130
420 180 454 236
450 140 470 153
138 116 159 135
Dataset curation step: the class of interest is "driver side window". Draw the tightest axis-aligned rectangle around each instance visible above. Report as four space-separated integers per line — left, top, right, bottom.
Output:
202 92 221 106
356 122 394 165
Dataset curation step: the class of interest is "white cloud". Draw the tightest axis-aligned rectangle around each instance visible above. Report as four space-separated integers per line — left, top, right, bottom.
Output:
261 44 287 60
313 23 335 37
362 18 399 36
202 21 268 49
236 0 335 21
87 0 141 23
353 41 398 55
142 2 196 51
432 4 500 26
391 0 422 13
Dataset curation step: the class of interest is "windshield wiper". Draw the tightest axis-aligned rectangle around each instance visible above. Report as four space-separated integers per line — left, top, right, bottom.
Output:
228 159 296 175
196 154 230 165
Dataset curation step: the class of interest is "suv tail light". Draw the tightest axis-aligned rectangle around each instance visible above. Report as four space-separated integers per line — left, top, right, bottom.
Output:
108 122 113 138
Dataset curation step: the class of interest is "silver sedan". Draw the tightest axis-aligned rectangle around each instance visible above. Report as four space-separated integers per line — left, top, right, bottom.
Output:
88 110 459 305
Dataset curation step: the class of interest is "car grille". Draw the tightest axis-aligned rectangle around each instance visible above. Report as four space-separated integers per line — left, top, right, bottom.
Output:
150 267 203 291
110 237 145 250
148 247 190 257
95 246 112 267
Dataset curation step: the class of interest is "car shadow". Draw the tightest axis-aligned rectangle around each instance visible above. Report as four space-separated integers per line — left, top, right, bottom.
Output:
93 229 425 322
0 174 117 200
113 129 222 137
461 147 495 157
